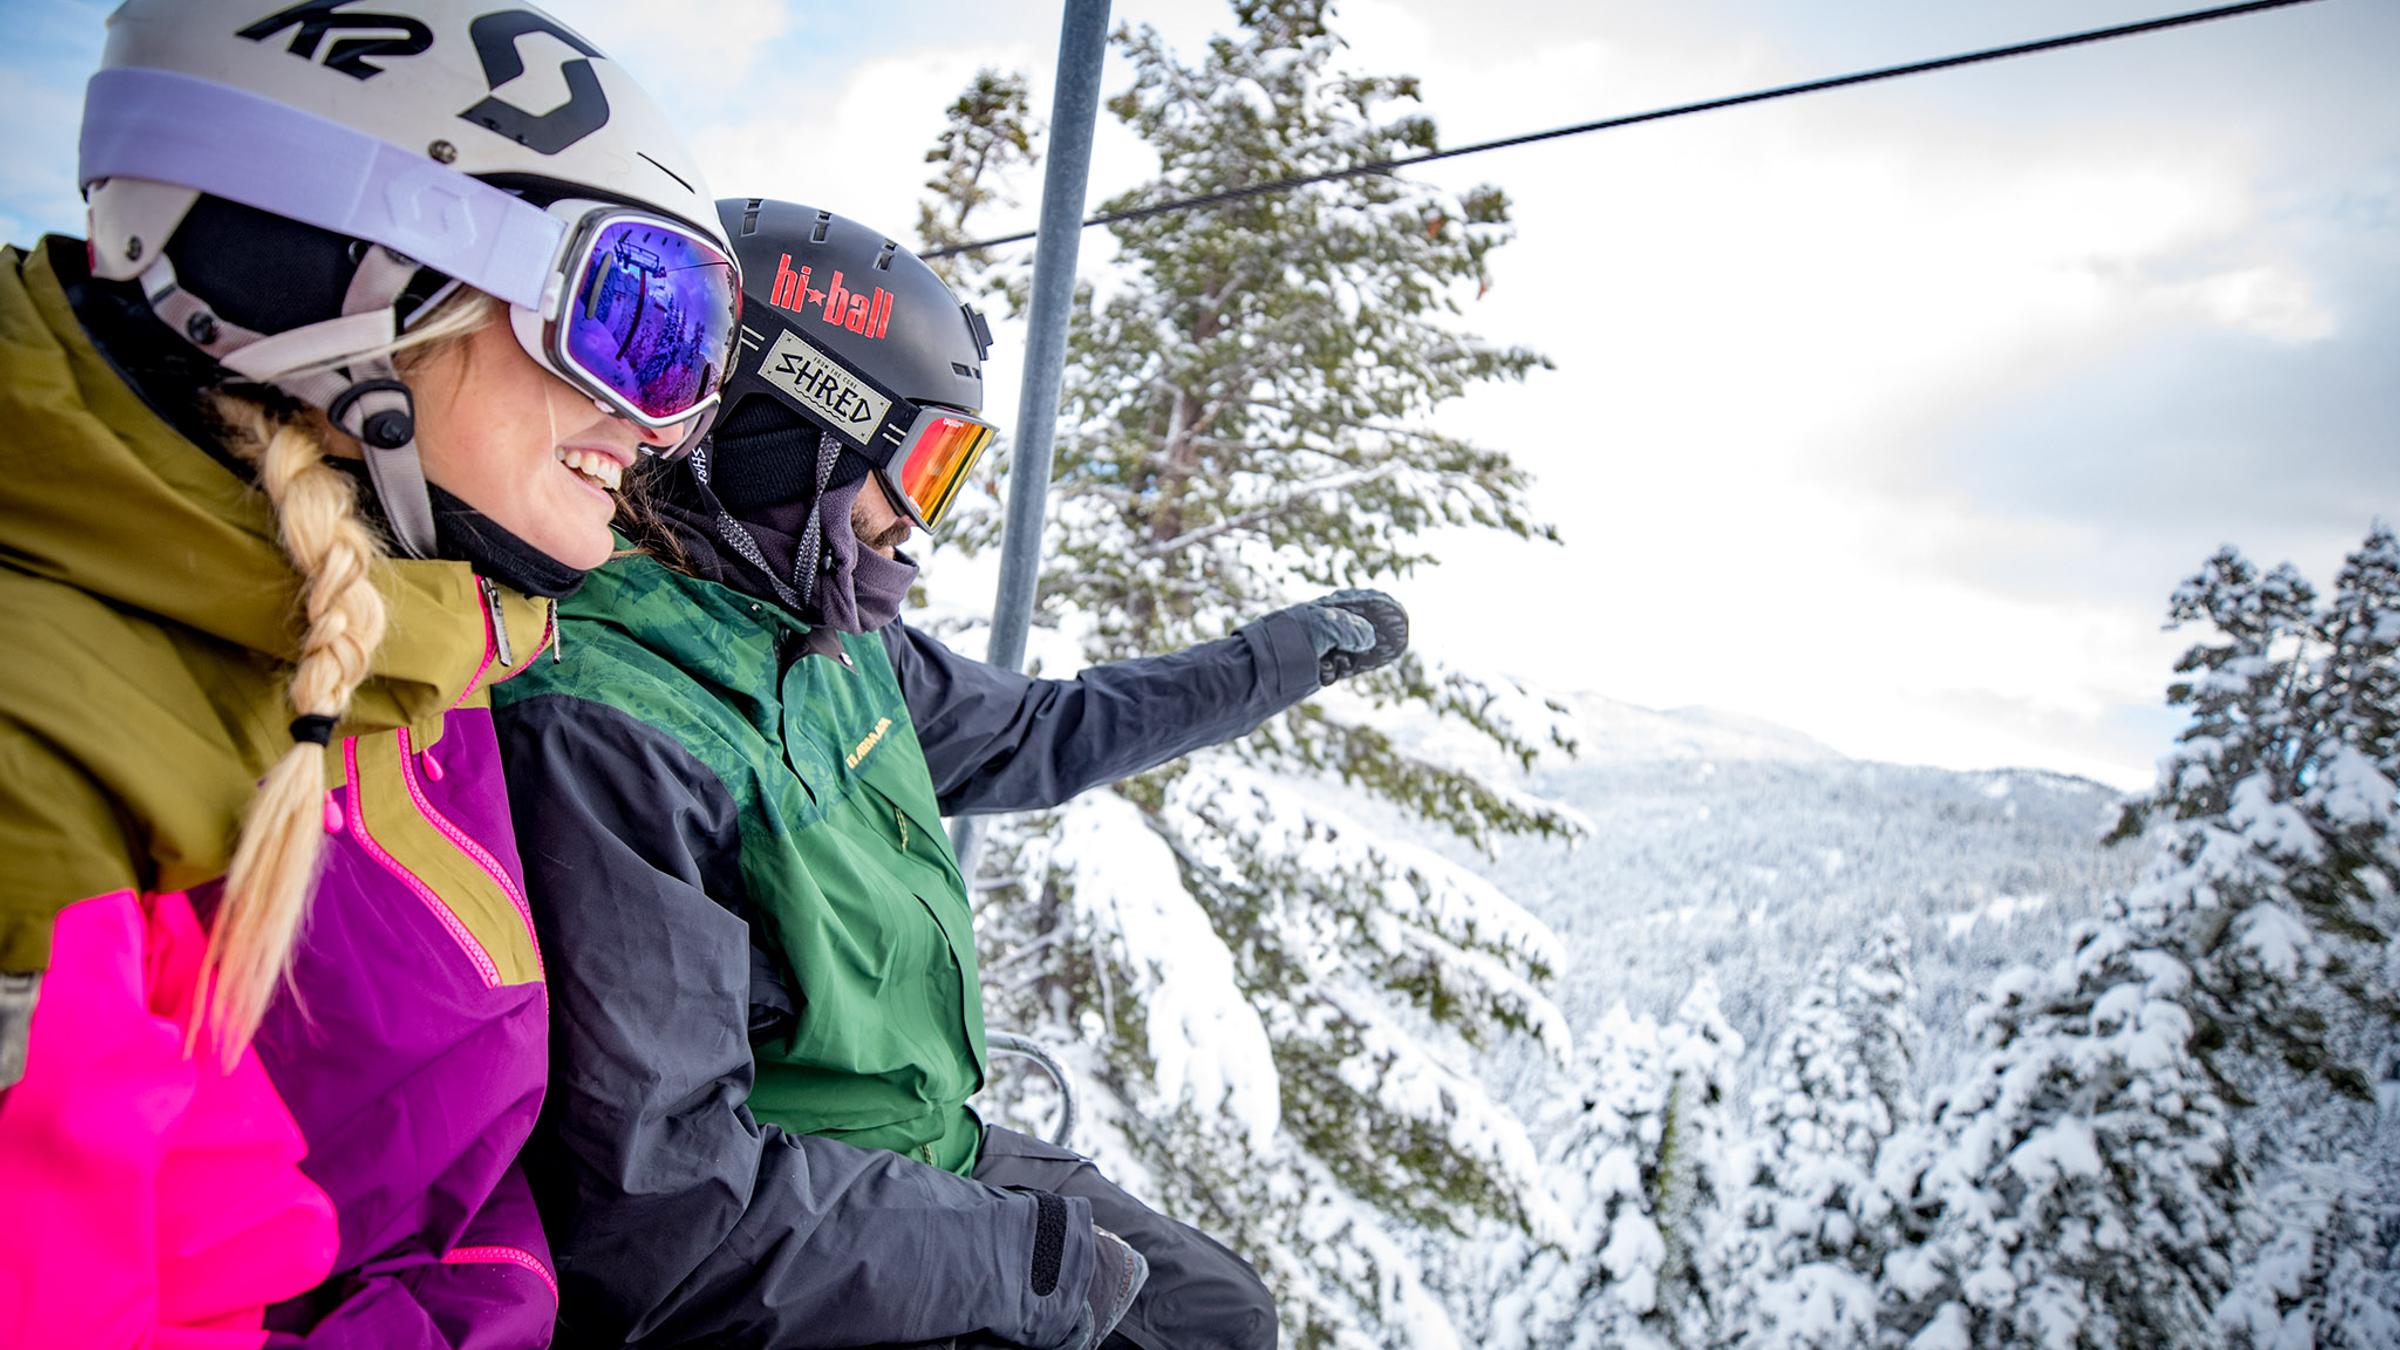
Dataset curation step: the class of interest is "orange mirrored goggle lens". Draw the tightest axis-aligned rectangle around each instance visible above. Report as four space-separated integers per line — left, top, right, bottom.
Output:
894 410 997 531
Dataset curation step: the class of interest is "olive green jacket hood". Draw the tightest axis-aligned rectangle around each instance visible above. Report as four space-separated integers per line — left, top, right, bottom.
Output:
0 239 551 972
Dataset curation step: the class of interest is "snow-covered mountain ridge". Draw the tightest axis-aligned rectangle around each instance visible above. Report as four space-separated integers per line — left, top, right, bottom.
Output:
1349 688 2140 1103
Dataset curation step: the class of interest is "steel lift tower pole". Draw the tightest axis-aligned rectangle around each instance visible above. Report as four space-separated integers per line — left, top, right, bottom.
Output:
951 0 1111 873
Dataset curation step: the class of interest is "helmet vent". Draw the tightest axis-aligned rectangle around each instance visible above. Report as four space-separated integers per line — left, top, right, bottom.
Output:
811 211 832 243
952 363 979 379
873 241 898 271
741 200 763 235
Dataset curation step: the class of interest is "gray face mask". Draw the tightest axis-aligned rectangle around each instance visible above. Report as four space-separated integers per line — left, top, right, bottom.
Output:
725 432 918 634
838 542 918 635
700 420 921 629
806 464 918 634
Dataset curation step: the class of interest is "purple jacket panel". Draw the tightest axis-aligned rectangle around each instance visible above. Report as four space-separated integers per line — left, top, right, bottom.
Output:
255 706 555 1346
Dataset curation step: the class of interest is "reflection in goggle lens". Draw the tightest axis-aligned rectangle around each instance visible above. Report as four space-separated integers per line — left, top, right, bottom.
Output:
897 411 996 531
561 219 738 422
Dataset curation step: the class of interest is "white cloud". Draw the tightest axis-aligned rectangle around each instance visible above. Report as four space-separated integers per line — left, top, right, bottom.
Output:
2179 264 2335 343
1299 0 2381 783
689 43 1044 231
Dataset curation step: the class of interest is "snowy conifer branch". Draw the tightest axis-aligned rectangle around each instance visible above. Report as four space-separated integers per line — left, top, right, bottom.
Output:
1132 460 1407 560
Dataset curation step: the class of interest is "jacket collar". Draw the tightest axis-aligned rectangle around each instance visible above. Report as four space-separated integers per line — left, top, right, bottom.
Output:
2 239 544 736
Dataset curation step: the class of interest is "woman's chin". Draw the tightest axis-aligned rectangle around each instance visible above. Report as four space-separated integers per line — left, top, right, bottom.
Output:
550 521 616 572
512 501 617 574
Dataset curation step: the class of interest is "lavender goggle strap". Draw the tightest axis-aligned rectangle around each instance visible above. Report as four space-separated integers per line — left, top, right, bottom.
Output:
78 67 565 313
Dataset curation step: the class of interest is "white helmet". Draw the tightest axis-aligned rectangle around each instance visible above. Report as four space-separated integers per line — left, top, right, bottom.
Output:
77 0 738 558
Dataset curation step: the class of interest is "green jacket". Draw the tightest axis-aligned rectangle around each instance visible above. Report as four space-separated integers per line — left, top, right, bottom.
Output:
495 548 988 1172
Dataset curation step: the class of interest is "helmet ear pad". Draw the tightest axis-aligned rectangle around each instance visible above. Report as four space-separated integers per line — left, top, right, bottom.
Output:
706 392 874 518
162 196 459 345
164 197 355 338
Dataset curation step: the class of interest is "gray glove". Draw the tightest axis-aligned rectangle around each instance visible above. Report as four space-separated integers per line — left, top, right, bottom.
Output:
1081 1225 1148 1347
1026 1226 1145 1350
1288 588 1409 685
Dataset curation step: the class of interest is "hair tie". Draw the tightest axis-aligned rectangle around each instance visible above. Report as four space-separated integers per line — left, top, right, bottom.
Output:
289 714 338 746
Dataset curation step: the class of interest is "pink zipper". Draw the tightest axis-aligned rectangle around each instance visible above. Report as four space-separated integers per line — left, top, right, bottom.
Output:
345 738 499 988
396 726 544 983
439 1245 558 1303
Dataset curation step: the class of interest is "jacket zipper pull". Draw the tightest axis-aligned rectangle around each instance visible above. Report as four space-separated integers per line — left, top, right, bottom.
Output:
478 575 515 669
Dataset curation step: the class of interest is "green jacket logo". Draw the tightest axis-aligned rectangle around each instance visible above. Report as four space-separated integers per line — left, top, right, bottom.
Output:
846 716 893 770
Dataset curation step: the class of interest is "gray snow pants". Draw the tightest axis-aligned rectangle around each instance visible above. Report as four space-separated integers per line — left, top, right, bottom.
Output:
970 1125 1280 1350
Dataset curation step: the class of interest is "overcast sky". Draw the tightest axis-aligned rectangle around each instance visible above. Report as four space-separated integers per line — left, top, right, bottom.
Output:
6 0 2393 787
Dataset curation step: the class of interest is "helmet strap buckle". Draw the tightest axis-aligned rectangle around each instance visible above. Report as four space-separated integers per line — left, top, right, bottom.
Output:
321 372 438 560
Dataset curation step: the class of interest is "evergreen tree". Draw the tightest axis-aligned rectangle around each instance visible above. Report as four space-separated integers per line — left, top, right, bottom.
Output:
917 3 1579 1343
2220 1164 2400 1349
1515 980 1742 1349
1656 977 1744 1342
1882 912 2242 1347
1886 525 2400 1347
915 68 1038 300
1514 1003 1676 1350
2182 523 2400 1345
1844 918 1924 1142
1712 958 1889 1348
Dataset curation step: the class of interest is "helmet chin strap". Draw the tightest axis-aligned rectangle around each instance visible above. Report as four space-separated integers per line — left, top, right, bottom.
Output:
324 371 436 559
136 245 443 558
688 438 807 614
790 432 842 607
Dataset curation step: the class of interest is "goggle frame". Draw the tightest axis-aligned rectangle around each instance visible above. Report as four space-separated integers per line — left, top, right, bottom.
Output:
509 199 743 458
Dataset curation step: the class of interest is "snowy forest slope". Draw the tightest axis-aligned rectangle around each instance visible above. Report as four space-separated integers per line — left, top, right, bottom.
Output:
1343 691 2139 1103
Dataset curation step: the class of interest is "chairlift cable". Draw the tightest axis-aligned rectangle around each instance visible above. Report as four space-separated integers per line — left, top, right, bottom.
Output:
922 0 2327 259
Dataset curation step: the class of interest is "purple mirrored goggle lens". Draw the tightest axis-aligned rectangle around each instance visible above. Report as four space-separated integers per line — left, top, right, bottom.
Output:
558 217 739 425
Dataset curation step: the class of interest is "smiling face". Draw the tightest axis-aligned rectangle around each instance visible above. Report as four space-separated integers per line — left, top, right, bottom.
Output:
404 317 689 571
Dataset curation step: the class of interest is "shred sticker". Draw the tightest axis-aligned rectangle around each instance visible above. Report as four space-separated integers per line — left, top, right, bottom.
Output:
757 329 890 443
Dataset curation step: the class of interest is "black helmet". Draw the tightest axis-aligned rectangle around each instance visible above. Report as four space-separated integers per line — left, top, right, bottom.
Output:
706 198 997 531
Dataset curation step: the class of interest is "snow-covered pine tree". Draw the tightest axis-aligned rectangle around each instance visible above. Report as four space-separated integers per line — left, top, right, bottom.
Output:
2221 1164 2400 1349
1879 912 2242 1348
1510 979 1741 1349
915 3 1583 1344
1656 978 1744 1343
1510 1003 1676 1350
2150 523 2400 1347
1711 958 1890 1349
1844 918 1924 1142
1886 525 2400 1347
2105 528 2397 1116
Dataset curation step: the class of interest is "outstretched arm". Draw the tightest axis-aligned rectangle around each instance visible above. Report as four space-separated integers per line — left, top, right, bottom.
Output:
883 613 1322 816
499 695 1098 1349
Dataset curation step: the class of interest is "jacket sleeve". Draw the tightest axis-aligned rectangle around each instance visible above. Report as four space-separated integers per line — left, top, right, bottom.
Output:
881 613 1323 817
496 695 1096 1349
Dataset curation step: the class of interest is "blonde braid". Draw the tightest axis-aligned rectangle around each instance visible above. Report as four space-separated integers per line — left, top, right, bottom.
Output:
192 287 501 1063
197 398 388 1062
